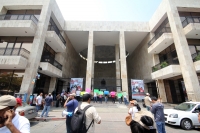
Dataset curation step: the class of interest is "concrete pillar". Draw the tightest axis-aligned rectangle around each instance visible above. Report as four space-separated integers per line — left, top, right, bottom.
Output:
20 1 52 99
115 44 121 92
157 79 167 102
119 31 129 99
153 54 160 66
91 44 95 90
167 0 200 101
49 77 57 93
85 31 94 89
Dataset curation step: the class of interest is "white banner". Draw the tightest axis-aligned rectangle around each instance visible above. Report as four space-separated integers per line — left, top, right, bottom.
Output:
131 79 145 100
70 78 83 93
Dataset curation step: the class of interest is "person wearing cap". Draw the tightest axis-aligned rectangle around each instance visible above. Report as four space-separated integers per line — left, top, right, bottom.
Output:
129 110 156 133
151 96 166 133
40 93 53 121
144 93 152 111
0 95 30 133
128 100 141 119
64 93 78 133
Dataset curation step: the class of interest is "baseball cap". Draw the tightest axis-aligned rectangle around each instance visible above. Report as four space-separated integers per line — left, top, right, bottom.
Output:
0 95 17 110
16 98 22 106
69 93 76 96
146 93 150 96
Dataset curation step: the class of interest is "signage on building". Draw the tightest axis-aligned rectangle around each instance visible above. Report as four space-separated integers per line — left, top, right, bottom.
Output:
131 79 145 100
70 78 83 93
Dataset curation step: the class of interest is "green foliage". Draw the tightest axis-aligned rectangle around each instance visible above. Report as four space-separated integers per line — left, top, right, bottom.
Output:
195 54 200 61
160 61 168 68
152 66 158 72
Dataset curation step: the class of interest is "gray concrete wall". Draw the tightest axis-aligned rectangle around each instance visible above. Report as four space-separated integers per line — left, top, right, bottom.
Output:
127 34 154 89
55 32 81 78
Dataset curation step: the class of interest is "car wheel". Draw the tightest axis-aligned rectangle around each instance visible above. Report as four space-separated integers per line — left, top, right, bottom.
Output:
181 119 193 130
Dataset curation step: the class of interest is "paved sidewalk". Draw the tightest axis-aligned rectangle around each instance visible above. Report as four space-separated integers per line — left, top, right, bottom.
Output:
30 102 200 133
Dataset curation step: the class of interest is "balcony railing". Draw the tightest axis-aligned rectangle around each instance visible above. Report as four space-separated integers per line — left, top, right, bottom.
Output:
48 25 66 45
41 56 62 70
0 48 30 59
152 59 179 72
0 14 38 24
182 17 200 28
148 27 171 47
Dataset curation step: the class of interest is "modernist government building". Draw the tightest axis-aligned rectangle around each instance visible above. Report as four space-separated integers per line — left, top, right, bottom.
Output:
1 0 200 103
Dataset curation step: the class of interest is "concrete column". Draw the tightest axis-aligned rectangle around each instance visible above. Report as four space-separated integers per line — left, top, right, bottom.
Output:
115 44 121 92
49 77 57 93
157 79 167 102
119 31 129 99
153 54 160 66
91 44 95 90
167 0 200 101
85 31 94 89
20 1 52 99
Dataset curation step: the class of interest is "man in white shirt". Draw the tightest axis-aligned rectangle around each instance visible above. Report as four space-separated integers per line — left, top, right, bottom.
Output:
0 95 30 133
74 94 101 133
36 93 43 112
76 89 81 102
144 93 152 111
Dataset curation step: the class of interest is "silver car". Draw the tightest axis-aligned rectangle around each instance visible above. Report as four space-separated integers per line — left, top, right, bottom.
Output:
15 103 38 119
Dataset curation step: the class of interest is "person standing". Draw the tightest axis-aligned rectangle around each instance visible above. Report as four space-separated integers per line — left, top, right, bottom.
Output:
56 94 61 107
64 93 78 133
123 91 129 105
151 96 166 133
144 93 152 111
76 89 81 102
117 92 122 104
74 94 101 133
93 92 97 103
128 100 141 119
40 93 53 121
36 93 43 112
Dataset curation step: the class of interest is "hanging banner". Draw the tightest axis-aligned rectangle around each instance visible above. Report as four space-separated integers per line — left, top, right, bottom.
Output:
70 78 83 93
131 79 145 100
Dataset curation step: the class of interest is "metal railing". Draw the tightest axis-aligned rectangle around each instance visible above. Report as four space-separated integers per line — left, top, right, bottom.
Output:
0 48 30 59
182 17 200 28
148 27 171 47
48 25 66 45
41 56 62 70
0 14 38 24
152 59 179 72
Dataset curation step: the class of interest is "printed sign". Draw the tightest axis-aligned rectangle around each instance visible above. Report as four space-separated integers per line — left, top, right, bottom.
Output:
70 78 83 92
131 79 145 100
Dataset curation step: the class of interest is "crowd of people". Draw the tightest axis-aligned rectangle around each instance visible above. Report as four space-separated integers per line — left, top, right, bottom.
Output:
2 91 200 133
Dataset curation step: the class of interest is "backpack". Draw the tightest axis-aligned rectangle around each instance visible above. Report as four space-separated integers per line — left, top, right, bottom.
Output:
71 104 94 133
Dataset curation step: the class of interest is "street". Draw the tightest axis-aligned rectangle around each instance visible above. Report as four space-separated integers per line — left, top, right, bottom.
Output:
30 102 200 133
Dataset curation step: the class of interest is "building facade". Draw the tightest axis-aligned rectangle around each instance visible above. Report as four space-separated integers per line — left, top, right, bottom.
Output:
0 0 200 103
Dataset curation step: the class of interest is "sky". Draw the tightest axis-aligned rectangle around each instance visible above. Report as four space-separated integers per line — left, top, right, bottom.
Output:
56 0 162 21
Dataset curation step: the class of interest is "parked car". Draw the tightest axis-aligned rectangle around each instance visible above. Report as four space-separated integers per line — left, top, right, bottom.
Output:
14 93 38 119
15 103 38 119
164 102 200 130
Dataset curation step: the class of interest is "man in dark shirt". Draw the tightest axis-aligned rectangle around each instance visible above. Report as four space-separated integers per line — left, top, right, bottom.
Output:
40 93 53 121
64 93 78 133
151 96 166 133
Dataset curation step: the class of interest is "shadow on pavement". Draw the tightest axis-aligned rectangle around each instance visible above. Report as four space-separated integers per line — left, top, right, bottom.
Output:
30 121 39 127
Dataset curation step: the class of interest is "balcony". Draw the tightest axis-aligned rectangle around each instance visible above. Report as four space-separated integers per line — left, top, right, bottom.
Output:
182 17 200 39
0 14 38 36
192 52 200 72
45 25 66 53
0 48 30 69
151 59 181 79
39 56 62 77
148 28 173 54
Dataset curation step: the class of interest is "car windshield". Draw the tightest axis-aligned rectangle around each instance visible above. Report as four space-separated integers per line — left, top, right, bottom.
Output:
174 103 196 111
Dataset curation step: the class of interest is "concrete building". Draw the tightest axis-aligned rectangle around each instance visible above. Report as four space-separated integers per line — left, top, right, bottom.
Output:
0 0 200 103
